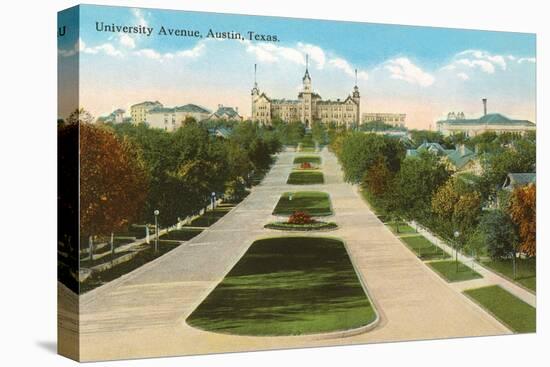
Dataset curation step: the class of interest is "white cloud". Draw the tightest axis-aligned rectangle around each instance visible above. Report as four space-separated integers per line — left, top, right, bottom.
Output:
455 58 495 73
457 49 507 70
457 72 469 80
176 43 205 58
134 42 206 62
119 34 136 49
132 8 148 27
328 57 368 81
58 41 78 57
518 57 536 64
79 38 123 57
297 43 326 69
384 57 434 86
246 42 304 65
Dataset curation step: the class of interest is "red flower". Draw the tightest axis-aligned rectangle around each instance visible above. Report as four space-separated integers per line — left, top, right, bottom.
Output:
288 211 315 224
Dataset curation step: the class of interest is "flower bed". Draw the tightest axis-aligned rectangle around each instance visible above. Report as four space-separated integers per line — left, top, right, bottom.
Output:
264 221 337 231
265 210 337 231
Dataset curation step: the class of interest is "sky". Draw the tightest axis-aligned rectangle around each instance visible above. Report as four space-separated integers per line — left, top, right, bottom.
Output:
58 5 536 129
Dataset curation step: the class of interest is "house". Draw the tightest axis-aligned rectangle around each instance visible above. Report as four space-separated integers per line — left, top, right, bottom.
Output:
406 142 481 174
208 127 232 139
207 105 243 121
502 173 536 191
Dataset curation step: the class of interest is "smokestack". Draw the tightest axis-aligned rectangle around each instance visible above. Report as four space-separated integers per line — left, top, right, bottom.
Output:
482 98 487 116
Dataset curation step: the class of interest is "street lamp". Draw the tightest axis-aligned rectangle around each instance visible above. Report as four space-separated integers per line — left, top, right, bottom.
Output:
453 230 460 272
211 192 217 211
154 209 160 253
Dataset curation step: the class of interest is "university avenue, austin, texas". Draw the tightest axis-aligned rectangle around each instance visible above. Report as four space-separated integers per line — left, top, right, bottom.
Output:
58 4 536 362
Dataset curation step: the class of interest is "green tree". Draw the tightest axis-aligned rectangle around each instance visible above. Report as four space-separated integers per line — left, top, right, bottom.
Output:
393 151 450 220
478 210 519 270
338 132 405 183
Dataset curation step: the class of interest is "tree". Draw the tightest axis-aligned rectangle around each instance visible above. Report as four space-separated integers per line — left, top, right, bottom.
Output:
409 129 445 148
482 138 536 197
66 107 94 125
338 132 405 183
508 184 536 257
431 177 482 238
393 151 450 220
478 210 519 275
79 123 149 238
364 156 392 197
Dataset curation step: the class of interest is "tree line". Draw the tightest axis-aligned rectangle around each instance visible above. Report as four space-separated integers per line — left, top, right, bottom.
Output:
330 128 536 267
58 109 284 244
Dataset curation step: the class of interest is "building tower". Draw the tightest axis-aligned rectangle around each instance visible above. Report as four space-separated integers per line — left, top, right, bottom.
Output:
251 64 260 120
301 54 313 128
352 69 361 126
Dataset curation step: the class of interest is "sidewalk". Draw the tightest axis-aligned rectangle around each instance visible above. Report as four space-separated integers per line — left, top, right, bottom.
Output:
409 222 536 307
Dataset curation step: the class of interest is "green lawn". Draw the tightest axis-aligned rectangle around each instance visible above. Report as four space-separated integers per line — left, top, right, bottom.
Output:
387 222 416 235
293 155 321 165
427 260 482 282
186 237 376 335
159 228 203 241
185 207 232 227
80 242 181 293
300 147 316 152
400 235 450 260
481 258 536 292
287 170 324 185
273 191 332 217
464 285 536 333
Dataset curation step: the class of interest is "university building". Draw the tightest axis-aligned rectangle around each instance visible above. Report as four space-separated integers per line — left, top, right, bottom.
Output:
130 101 163 124
251 57 360 128
362 112 406 127
146 104 211 132
437 98 536 137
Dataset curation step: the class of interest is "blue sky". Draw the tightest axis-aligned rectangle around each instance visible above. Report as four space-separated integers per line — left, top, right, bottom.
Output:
58 4 536 128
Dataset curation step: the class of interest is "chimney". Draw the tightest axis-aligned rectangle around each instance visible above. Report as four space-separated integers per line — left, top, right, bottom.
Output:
218 104 223 109
235 107 239 113
482 98 487 116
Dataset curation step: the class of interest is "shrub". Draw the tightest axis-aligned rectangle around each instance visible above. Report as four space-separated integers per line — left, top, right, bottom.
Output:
288 211 315 224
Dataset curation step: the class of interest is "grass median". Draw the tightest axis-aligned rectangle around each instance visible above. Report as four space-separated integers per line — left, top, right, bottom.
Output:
186 237 376 335
273 191 332 217
464 285 535 333
287 170 324 185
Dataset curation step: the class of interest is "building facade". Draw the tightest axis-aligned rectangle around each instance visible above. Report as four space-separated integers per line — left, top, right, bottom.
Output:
362 112 406 127
146 104 211 132
251 59 360 128
437 99 535 137
130 101 163 124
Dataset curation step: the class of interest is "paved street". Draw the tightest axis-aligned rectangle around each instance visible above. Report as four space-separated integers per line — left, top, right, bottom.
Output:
63 148 510 362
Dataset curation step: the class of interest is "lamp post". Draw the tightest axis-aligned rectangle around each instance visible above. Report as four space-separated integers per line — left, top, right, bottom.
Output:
211 192 216 211
154 210 160 253
453 230 460 272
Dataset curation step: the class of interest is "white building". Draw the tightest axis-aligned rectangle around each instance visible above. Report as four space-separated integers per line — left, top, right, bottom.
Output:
362 112 406 127
146 104 211 131
130 101 163 124
437 99 535 137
